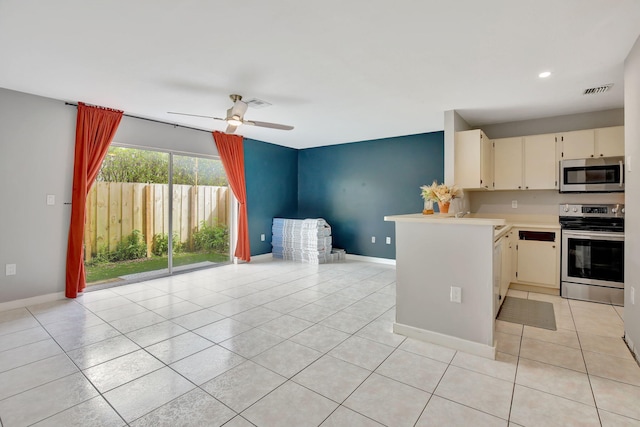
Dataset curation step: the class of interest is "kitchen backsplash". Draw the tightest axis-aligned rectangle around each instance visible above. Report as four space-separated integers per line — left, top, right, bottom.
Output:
467 190 625 216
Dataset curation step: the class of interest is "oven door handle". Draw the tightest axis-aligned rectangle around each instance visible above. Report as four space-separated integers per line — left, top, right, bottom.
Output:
620 160 624 187
563 230 624 240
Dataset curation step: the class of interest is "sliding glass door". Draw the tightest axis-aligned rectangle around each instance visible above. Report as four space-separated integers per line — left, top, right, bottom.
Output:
171 154 230 272
84 146 230 286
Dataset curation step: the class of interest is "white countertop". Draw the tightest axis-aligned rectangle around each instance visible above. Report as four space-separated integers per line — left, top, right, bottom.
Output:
383 213 506 226
384 212 560 239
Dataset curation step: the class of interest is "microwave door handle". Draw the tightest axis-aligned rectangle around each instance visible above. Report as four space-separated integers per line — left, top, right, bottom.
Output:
620 160 624 187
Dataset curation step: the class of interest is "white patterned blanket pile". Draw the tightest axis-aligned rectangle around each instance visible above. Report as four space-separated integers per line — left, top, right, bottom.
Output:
272 218 333 264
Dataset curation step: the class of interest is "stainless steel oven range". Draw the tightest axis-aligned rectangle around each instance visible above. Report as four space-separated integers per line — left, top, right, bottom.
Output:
559 203 624 306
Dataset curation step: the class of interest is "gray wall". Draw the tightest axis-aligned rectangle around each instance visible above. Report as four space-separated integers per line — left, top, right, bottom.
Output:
0 88 76 302
114 115 217 156
624 35 640 361
479 109 624 140
0 88 220 304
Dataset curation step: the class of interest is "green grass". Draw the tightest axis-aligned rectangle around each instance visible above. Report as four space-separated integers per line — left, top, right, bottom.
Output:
85 251 230 284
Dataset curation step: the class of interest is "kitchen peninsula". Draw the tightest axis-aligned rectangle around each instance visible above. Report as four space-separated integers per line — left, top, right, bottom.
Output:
384 213 506 359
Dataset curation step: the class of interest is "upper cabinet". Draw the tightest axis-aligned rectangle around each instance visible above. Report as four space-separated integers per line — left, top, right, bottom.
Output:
594 126 625 157
455 129 493 190
523 134 557 189
493 133 556 190
494 137 523 190
455 125 623 191
559 126 624 160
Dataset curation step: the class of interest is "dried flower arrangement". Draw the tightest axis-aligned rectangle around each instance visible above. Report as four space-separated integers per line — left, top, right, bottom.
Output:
420 181 464 203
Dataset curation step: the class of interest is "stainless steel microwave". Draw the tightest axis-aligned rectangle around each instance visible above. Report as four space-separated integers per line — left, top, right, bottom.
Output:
560 157 624 193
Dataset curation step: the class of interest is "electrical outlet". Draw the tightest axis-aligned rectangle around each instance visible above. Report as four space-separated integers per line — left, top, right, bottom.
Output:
385 237 391 244
631 287 636 305
46 194 55 206
450 286 462 303
260 234 265 242
371 236 376 243
6 264 16 276
512 200 518 209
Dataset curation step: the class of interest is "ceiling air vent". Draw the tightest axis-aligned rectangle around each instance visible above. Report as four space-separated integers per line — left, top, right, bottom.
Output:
583 84 613 95
245 98 272 109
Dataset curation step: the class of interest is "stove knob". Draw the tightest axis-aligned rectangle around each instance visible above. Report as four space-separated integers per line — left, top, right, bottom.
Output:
572 207 578 212
612 207 618 214
622 207 625 214
563 204 569 212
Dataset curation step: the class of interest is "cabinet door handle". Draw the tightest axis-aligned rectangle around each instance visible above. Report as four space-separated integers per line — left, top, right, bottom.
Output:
518 186 521 189
590 154 594 157
526 186 529 189
552 245 556 248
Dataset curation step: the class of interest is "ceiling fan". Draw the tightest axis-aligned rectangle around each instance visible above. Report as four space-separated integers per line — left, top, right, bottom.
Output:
168 94 294 134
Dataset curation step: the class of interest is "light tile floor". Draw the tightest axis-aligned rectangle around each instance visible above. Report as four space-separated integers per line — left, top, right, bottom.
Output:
0 259 639 426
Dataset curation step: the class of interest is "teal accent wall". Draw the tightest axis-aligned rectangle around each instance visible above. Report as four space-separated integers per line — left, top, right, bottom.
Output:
244 138 298 256
297 132 444 259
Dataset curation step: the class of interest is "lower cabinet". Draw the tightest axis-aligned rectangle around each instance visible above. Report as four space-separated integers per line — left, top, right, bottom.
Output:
513 228 559 289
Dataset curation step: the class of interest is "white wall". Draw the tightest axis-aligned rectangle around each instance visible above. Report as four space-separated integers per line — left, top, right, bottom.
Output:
624 35 640 361
0 88 217 304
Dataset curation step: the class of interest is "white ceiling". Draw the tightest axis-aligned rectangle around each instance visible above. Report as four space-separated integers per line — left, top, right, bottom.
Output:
1 1 640 149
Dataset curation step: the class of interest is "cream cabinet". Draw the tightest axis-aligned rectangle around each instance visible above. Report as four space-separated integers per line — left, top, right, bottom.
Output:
559 126 624 159
524 134 557 189
493 134 556 190
558 129 594 160
595 126 624 157
513 229 559 289
455 129 493 190
493 137 523 190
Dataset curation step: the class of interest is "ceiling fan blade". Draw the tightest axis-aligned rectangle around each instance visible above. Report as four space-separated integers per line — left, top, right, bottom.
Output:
167 111 223 120
225 124 238 134
244 120 294 131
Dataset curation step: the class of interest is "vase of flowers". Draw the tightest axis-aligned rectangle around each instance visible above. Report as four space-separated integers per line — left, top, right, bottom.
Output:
420 181 464 215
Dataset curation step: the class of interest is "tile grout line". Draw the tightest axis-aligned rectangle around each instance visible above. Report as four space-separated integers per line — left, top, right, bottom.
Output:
569 299 604 427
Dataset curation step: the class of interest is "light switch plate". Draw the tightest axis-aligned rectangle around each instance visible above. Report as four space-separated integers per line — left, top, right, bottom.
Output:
450 286 462 303
511 200 518 209
371 236 376 243
385 237 391 244
6 264 16 276
260 234 265 241
46 194 55 206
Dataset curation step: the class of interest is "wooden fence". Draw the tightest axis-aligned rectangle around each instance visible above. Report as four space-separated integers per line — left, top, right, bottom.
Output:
84 182 229 261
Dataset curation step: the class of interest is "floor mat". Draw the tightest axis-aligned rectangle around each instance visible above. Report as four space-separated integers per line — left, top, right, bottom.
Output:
497 296 557 330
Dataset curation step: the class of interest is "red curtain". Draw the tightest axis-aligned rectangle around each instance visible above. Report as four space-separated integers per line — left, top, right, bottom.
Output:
65 103 123 298
213 131 251 262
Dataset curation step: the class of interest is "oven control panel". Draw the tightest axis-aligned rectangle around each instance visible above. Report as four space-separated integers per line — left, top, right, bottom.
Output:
559 203 625 218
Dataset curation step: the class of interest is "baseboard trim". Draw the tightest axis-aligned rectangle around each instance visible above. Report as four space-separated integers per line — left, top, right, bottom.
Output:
393 321 496 360
0 292 66 312
347 254 396 266
624 334 640 366
250 253 274 262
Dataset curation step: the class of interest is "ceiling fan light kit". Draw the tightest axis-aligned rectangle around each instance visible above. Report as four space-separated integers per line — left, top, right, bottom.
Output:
168 94 294 134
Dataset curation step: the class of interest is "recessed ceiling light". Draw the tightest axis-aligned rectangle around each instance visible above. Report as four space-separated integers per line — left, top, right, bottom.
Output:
538 71 552 78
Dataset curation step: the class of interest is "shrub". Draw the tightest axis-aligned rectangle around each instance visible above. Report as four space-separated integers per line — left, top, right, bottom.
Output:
152 232 183 256
193 221 229 253
87 230 147 264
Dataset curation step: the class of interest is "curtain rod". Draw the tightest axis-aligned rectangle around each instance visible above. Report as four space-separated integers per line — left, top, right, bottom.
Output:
64 102 213 134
